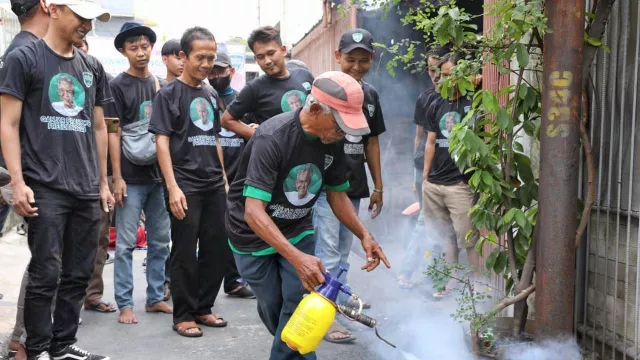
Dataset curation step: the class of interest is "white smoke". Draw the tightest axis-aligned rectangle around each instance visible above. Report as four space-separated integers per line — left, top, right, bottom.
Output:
502 338 583 360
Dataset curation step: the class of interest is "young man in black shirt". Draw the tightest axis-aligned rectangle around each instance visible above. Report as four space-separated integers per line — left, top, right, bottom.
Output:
149 26 230 338
107 22 173 325
161 39 183 84
0 1 113 359
397 45 450 289
221 26 314 140
422 52 479 298
2 1 49 359
227 71 391 359
312 28 386 344
207 50 255 299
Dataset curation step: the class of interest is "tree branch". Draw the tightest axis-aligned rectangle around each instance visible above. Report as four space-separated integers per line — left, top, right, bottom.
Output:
582 0 617 87
506 227 520 287
576 88 595 248
486 284 536 318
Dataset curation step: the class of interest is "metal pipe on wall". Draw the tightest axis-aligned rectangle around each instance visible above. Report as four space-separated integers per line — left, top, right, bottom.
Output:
536 0 586 337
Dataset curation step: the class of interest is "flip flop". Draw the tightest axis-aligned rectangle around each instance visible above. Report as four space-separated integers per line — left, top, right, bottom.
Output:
323 321 357 344
173 323 203 338
195 314 228 328
84 301 116 313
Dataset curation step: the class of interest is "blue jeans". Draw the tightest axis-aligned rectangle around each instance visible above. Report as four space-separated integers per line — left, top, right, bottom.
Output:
234 236 316 360
312 191 360 305
400 168 441 279
114 183 170 309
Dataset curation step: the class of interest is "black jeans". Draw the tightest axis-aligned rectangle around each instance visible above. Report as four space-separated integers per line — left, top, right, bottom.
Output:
169 189 230 324
24 182 100 356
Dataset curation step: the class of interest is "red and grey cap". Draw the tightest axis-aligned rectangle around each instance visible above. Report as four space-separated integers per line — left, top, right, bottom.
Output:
311 71 370 136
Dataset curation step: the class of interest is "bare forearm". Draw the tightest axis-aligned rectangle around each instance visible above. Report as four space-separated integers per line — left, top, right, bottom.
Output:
0 96 23 184
424 143 435 177
94 107 108 185
108 131 123 180
156 136 178 190
326 190 368 239
221 111 255 140
216 135 228 185
245 200 302 262
414 125 424 154
365 136 383 190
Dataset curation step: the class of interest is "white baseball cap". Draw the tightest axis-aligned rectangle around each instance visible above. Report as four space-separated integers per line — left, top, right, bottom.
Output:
46 0 111 22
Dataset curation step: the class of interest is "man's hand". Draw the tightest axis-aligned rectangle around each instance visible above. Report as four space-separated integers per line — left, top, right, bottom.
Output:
100 183 114 213
360 233 391 272
113 177 127 208
368 191 383 219
291 252 327 292
12 181 37 217
248 123 260 130
168 185 188 220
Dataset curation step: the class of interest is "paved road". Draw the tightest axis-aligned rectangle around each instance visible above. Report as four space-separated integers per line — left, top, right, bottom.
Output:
0 215 475 360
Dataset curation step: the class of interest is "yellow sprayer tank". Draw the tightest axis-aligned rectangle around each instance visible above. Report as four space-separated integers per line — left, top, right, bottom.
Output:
282 292 336 354
282 267 352 355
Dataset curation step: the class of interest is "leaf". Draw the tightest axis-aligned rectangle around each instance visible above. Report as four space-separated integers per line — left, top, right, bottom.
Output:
494 251 508 274
475 236 486 256
513 141 524 152
496 108 510 130
481 171 494 186
523 120 536 136
514 152 534 183
516 44 530 68
518 84 529 100
448 7 460 20
586 36 602 47
515 209 527 228
485 248 500 271
503 208 517 223
482 91 499 114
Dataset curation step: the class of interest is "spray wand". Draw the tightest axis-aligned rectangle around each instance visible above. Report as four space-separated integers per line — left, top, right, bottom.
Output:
336 295 396 349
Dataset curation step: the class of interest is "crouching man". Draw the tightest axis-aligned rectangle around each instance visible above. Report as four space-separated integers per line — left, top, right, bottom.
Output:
226 71 391 360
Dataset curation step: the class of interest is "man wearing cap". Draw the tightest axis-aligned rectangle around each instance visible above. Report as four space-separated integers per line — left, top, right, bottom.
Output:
0 1 113 359
207 51 256 299
312 27 387 344
221 26 314 140
106 21 173 326
226 71 391 359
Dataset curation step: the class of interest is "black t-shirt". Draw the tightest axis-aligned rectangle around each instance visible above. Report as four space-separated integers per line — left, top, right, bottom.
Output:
226 109 350 255
0 40 113 199
217 87 246 183
148 80 225 194
424 96 472 185
0 31 39 168
105 73 163 183
342 81 386 199
413 88 439 170
226 68 314 125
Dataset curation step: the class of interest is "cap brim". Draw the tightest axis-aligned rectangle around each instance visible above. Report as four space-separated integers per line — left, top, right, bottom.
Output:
340 43 374 54
214 61 232 68
68 3 110 22
333 109 370 136
114 26 157 50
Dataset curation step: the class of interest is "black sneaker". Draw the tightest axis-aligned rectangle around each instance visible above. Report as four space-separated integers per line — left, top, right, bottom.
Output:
27 352 51 360
50 345 109 360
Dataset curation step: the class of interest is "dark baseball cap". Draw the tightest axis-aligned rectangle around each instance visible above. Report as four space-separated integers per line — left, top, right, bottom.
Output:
10 0 40 16
214 51 232 68
338 28 374 54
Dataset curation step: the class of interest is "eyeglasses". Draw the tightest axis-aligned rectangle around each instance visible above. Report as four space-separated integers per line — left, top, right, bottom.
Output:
209 67 231 78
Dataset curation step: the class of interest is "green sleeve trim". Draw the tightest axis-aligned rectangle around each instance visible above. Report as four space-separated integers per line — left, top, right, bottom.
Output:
243 185 272 202
228 229 316 257
324 181 350 192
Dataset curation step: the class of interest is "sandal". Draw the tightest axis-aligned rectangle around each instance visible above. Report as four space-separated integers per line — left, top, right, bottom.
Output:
323 321 357 344
163 283 171 302
195 314 228 328
226 285 256 299
173 322 203 337
84 301 116 313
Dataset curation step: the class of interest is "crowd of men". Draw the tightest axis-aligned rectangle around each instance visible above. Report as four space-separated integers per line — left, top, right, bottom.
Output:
0 0 481 359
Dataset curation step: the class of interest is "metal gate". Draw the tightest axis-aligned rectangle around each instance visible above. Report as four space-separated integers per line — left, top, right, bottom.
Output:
576 0 640 358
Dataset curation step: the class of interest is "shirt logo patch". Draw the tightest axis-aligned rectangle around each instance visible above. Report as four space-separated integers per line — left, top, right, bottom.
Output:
345 135 362 143
281 90 307 112
302 82 312 91
367 104 375 117
352 32 363 43
324 155 334 170
283 163 322 207
211 97 218 109
49 73 86 118
83 72 93 88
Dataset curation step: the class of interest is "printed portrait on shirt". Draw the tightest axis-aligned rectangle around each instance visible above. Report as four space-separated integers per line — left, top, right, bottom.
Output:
439 111 461 138
283 163 322 206
140 100 153 121
190 97 215 132
49 73 85 117
281 90 306 112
